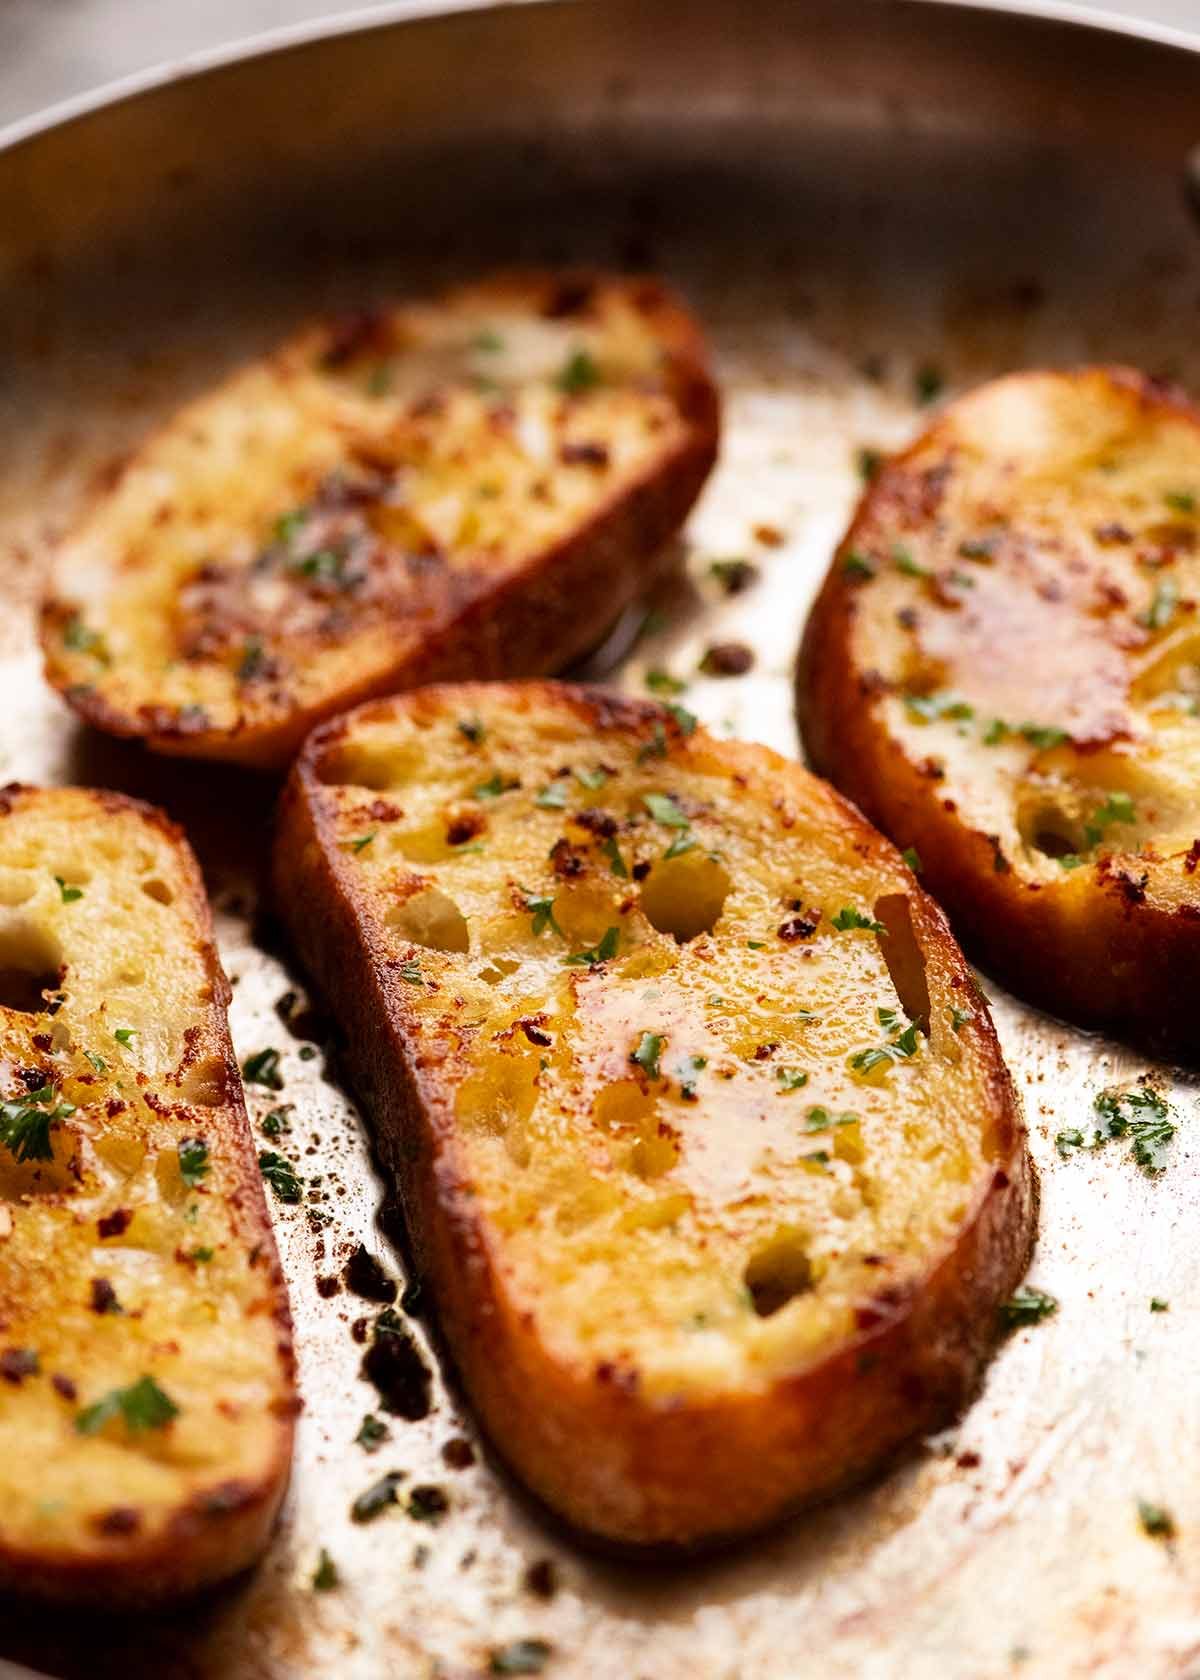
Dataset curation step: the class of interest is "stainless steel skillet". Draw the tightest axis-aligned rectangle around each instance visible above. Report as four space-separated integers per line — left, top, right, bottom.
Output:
0 3 1198 1675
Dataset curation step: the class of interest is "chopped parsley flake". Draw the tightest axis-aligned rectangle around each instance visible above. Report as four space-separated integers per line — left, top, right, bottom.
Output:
1020 723 1068 751
914 363 944 405
636 722 669 763
631 1032 664 1080
856 446 883 483
948 1005 974 1033
0 1085 75 1163
983 719 1010 745
645 668 687 697
575 766 608 790
534 780 569 809
351 1471 404 1523
187 1246 214 1263
832 906 887 933
1056 1086 1175 1175
274 508 308 545
522 887 563 939
893 545 928 578
312 1549 340 1591
84 1051 107 1073
261 1107 291 1139
177 1136 209 1187
556 348 600 395
675 1054 707 1099
258 1151 303 1203
114 1027 136 1047
1164 490 1195 515
55 876 83 903
999 1286 1058 1329
76 1375 179 1436
1083 791 1136 849
347 832 376 853
905 691 973 724
63 617 109 660
564 927 619 967
666 701 698 736
842 550 875 580
242 1048 284 1090
601 836 627 877
663 833 697 860
1150 1297 1169 1313
490 1640 553 1675
1137 1500 1175 1539
1140 577 1180 631
457 717 486 745
805 1107 858 1132
237 636 267 682
643 792 689 829
475 772 516 800
356 1413 389 1452
776 1067 809 1092
397 959 424 986
901 846 922 872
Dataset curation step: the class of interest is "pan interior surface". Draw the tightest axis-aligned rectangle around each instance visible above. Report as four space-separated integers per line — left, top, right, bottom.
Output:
0 3 1197 1676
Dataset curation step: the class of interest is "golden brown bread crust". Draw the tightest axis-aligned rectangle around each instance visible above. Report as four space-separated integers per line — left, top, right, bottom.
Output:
0 787 295 1605
274 681 1035 1549
42 272 719 770
798 367 1200 1057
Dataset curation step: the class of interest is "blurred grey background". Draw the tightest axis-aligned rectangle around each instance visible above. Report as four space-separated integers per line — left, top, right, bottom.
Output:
0 0 1198 132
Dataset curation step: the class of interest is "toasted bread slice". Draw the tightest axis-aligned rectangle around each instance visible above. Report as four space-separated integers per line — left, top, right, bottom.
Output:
274 680 1034 1548
799 366 1200 1054
42 273 718 769
0 787 295 1604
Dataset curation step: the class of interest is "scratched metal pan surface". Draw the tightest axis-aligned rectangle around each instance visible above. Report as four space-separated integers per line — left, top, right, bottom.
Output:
0 0 1198 1674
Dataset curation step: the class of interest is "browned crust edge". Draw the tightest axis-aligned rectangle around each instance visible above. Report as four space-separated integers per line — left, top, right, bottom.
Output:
42 273 721 772
0 785 296 1607
273 680 1036 1550
796 365 1200 1059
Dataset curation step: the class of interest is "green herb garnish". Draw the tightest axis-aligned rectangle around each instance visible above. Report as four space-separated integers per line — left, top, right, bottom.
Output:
55 876 83 903
1164 490 1195 515
258 1151 303 1203
556 348 600 395
356 1413 389 1452
901 846 922 872
804 1107 858 1132
1138 1500 1175 1539
999 1286 1058 1329
242 1048 283 1090
1140 576 1180 631
534 781 569 809
0 1085 75 1163
457 717 486 745
84 1051 107 1073
832 906 887 933
575 766 608 790
1057 1086 1175 1175
397 959 423 986
347 832 376 853
666 701 697 736
114 1027 136 1047
601 836 627 878
631 1033 664 1080
522 887 563 939
564 927 619 967
645 668 687 697
177 1136 209 1187
351 1471 404 1523
76 1375 179 1436
842 550 875 580
490 1640 553 1676
675 1054 707 1100
1020 723 1068 751
643 792 689 829
776 1067 809 1092
312 1549 340 1591
475 772 516 800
